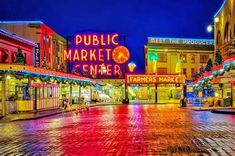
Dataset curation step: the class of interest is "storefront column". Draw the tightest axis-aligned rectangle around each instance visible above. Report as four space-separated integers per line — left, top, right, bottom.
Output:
231 82 234 107
90 86 92 103
124 83 129 103
69 84 72 105
1 78 6 116
155 84 158 103
79 85 81 103
147 85 150 100
33 87 37 112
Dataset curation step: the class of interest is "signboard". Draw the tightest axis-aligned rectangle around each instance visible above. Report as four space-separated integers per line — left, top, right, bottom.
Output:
34 42 40 67
64 34 130 78
148 37 214 46
126 74 184 84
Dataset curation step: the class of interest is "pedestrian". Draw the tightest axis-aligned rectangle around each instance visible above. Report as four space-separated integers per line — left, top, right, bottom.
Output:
62 94 67 110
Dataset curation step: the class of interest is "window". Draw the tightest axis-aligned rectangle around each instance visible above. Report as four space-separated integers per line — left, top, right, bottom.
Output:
183 68 187 75
157 68 167 74
0 50 9 63
158 53 167 62
24 53 27 64
180 54 187 63
200 55 209 63
216 31 222 46
224 22 230 43
11 52 16 63
191 55 196 64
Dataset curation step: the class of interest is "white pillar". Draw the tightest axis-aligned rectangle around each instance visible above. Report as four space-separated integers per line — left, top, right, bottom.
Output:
79 85 81 103
90 86 92 103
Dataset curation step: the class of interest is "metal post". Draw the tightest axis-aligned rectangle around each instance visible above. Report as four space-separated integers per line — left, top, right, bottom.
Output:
34 87 37 112
70 84 72 105
155 84 158 103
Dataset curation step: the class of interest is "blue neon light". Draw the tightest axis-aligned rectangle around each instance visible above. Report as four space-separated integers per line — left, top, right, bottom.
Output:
0 21 43 24
148 37 214 42
214 0 227 17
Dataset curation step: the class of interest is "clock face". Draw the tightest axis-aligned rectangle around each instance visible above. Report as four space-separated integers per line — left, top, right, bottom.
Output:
112 46 130 64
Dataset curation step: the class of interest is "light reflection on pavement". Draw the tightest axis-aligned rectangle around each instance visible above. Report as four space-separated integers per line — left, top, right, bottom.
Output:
0 104 235 155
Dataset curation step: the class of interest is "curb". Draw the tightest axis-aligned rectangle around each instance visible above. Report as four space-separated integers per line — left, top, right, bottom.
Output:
1 107 90 122
211 110 235 115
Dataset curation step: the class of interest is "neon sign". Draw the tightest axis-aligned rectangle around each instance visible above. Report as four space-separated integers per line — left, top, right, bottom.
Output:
64 34 130 77
126 75 183 84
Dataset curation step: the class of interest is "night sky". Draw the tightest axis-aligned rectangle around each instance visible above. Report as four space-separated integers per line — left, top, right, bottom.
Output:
0 0 224 73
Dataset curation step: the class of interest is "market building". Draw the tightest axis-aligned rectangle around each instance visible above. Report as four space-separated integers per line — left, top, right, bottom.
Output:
191 0 235 107
0 21 67 70
65 33 131 104
126 37 214 103
0 27 96 117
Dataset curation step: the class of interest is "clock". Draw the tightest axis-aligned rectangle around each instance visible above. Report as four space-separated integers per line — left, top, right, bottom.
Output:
112 46 130 64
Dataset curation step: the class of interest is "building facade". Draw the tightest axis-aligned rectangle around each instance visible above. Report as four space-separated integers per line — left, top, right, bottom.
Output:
214 0 235 57
0 28 96 117
213 0 235 107
0 21 67 70
126 37 214 104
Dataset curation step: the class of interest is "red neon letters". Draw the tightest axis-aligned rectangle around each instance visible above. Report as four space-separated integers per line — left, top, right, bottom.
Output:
64 33 127 77
76 34 119 46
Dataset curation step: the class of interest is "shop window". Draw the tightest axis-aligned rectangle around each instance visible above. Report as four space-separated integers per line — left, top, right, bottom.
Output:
24 53 27 64
44 87 48 98
191 55 195 64
12 52 16 63
180 54 187 63
200 55 209 63
216 31 222 46
157 68 167 74
158 53 167 62
48 87 53 97
224 22 230 43
0 50 9 63
16 85 30 100
183 68 187 75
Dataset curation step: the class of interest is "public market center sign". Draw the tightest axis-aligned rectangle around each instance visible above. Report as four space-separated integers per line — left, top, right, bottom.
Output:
64 33 130 77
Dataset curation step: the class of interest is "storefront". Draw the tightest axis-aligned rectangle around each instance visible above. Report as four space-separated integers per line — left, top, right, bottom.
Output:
0 64 96 116
92 79 124 103
126 74 185 103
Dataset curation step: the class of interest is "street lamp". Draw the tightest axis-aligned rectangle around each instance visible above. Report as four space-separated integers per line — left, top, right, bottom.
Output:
214 17 219 23
207 25 213 33
207 16 220 33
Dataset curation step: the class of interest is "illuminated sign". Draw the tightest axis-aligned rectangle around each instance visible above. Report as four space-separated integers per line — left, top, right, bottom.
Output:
34 42 40 67
126 74 183 84
112 46 130 64
148 37 214 46
64 34 130 77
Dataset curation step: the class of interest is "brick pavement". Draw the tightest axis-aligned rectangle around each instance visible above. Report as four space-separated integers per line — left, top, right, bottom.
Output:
0 104 235 155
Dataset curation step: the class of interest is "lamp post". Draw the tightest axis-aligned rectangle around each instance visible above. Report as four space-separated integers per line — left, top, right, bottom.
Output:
176 52 187 107
206 16 220 33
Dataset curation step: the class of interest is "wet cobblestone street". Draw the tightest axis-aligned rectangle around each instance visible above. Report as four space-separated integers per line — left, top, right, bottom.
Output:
0 104 235 155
